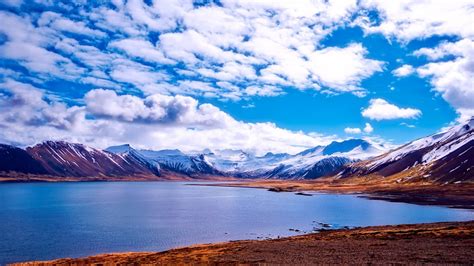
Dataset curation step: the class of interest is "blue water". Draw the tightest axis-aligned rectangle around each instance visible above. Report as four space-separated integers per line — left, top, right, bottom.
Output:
0 182 472 264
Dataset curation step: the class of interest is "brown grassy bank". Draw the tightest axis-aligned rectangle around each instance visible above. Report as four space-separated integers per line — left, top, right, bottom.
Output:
202 179 474 209
16 221 474 265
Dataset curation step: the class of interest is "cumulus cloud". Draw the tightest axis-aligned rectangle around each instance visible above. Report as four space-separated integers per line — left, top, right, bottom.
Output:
1 0 472 151
38 11 106 38
344 127 362 134
356 1 474 120
85 89 233 128
0 79 85 131
362 99 422 120
344 123 374 134
392 64 414 77
415 39 474 119
358 0 474 41
363 123 374 133
109 38 174 64
307 44 383 93
0 82 338 155
0 0 471 106
0 1 385 101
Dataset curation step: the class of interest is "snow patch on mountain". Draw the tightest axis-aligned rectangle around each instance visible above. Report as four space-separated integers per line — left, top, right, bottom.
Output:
368 118 474 170
203 139 384 179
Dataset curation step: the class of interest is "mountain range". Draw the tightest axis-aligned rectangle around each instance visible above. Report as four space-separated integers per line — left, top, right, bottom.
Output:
1 118 472 183
339 118 474 184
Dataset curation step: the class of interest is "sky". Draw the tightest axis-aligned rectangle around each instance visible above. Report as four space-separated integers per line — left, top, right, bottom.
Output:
0 0 473 155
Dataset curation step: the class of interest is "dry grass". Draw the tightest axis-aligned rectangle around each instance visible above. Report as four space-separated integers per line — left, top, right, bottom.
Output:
16 221 474 265
203 179 474 208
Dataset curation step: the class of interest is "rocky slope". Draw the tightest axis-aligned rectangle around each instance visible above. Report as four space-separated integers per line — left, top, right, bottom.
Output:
26 141 159 178
0 144 48 175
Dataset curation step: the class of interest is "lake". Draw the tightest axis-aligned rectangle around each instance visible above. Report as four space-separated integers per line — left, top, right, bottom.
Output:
0 182 473 264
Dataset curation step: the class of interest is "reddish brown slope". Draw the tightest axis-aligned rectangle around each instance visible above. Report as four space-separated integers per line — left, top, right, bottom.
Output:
26 141 158 178
0 144 48 175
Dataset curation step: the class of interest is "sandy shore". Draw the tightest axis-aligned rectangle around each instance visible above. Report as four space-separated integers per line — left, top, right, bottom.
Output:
15 221 474 265
201 179 474 209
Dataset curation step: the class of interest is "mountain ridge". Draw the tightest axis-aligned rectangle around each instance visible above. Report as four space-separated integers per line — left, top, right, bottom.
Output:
339 118 474 183
1 119 472 183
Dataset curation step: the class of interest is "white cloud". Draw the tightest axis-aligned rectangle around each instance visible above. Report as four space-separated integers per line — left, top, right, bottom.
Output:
307 43 383 93
362 98 422 120
0 42 85 80
244 85 283 97
357 1 474 120
0 82 339 155
415 39 474 118
109 38 174 64
392 64 414 77
109 59 168 87
358 0 474 41
413 39 474 60
38 11 106 38
363 123 374 133
344 123 373 134
344 127 362 134
90 7 142 35
85 89 233 127
125 0 192 32
400 122 415 128
310 44 382 91
4 0 472 152
0 79 85 131
0 2 386 101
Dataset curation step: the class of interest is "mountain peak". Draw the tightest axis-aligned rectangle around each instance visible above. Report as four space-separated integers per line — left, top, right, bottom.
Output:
40 140 69 147
106 144 133 154
465 116 474 128
296 145 323 156
322 139 370 155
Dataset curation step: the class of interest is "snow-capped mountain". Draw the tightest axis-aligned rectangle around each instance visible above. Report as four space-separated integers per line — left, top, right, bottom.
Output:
26 141 159 177
105 144 161 175
202 139 383 179
134 148 220 176
6 124 470 183
0 137 385 180
104 138 383 179
340 118 474 183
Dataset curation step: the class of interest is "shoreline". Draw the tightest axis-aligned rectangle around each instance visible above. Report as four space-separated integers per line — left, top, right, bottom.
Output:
15 220 474 265
197 180 474 209
6 180 474 265
0 176 241 183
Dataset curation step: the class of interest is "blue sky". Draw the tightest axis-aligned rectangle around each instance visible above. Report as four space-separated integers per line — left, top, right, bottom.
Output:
0 0 472 154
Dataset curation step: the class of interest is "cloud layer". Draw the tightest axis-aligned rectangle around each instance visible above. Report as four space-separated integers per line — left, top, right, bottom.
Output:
0 81 337 155
0 0 473 152
0 0 385 101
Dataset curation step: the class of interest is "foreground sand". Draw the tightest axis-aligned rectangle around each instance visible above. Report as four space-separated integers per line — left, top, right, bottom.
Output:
16 221 474 265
